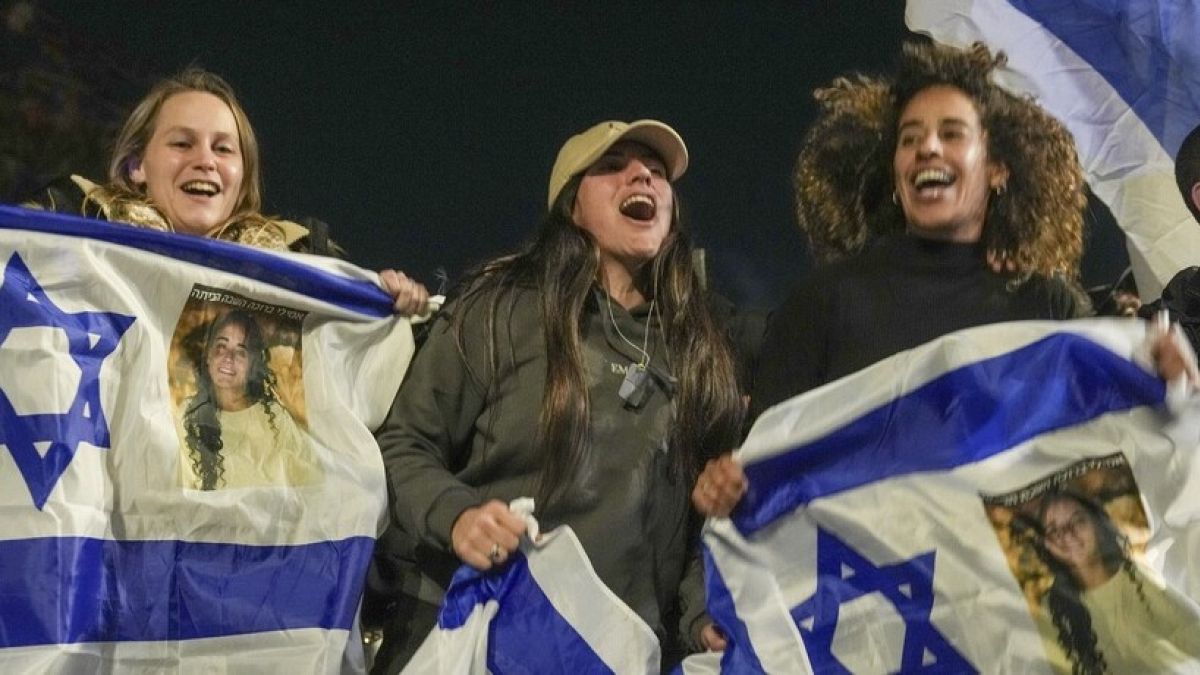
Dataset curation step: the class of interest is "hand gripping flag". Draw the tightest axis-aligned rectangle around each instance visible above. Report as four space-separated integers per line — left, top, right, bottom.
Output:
905 0 1200 300
689 320 1200 674
403 522 661 675
0 205 414 672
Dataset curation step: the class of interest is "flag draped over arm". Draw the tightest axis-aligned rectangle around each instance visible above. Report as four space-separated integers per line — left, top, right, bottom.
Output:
690 320 1200 673
906 0 1200 300
0 205 414 673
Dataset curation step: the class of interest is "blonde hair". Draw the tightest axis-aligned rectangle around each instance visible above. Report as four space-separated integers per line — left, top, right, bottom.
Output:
107 68 263 227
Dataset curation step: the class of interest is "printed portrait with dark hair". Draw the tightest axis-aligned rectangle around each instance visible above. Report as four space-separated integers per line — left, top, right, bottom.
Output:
982 454 1200 673
168 284 318 490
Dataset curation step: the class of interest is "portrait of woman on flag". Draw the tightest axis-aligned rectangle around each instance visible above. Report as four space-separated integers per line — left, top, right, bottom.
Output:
1031 488 1200 674
985 455 1200 675
174 306 317 491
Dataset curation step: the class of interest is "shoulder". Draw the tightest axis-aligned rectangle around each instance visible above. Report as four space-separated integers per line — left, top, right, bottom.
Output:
424 280 540 355
20 175 90 214
212 217 295 251
446 278 539 323
1157 266 1200 308
770 256 865 326
1020 273 1093 318
25 176 171 230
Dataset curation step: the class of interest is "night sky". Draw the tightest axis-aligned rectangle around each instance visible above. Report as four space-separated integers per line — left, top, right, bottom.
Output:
39 1 1128 309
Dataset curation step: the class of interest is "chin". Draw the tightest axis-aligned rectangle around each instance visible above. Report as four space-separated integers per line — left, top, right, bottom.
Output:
176 217 222 236
907 219 973 240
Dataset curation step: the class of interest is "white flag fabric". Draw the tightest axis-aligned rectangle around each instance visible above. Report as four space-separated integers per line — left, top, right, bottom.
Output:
0 205 414 672
403 525 661 674
690 320 1200 673
905 0 1200 300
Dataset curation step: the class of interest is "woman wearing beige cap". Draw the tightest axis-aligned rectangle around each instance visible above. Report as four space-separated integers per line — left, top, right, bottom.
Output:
372 119 744 670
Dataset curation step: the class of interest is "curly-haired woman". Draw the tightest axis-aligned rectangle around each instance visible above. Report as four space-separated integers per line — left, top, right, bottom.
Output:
693 41 1194 520
752 40 1094 415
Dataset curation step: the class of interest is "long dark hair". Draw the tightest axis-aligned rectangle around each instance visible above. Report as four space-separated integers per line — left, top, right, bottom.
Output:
450 175 744 508
183 310 280 490
1033 490 1148 675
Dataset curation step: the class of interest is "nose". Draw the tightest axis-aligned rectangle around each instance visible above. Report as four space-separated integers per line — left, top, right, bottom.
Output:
625 158 653 185
916 131 941 158
192 144 218 171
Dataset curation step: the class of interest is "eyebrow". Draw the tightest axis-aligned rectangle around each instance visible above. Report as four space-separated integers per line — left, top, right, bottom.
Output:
898 117 972 131
160 126 238 140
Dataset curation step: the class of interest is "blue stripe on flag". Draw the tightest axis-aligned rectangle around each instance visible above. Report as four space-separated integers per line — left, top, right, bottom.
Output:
1005 0 1199 155
0 204 394 318
701 543 768 675
0 536 373 647
439 553 612 674
734 332 1164 535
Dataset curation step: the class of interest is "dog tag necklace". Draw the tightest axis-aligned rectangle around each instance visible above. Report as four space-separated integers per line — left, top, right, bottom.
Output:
607 294 655 409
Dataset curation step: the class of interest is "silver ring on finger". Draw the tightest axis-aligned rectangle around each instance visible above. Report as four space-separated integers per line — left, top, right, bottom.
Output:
489 542 503 563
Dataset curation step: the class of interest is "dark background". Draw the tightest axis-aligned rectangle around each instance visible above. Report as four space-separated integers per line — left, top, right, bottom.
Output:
2 0 1129 309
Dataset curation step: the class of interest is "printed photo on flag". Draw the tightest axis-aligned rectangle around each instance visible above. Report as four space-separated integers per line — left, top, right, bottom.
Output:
169 285 318 490
983 453 1200 673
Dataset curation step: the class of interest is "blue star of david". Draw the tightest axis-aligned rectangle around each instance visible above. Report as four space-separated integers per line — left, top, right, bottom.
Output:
790 528 976 674
0 252 135 510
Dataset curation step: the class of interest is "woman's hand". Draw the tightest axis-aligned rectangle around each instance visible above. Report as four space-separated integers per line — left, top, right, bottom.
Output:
451 500 528 570
1147 324 1195 386
692 453 748 518
986 249 1016 274
379 269 431 317
1149 318 1199 387
698 622 728 651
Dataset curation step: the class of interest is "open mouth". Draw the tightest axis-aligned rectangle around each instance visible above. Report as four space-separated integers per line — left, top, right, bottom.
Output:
180 180 221 197
619 194 656 221
913 168 955 194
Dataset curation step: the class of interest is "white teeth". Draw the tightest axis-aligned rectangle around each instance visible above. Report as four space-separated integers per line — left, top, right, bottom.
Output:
914 169 953 188
180 181 220 196
620 194 655 210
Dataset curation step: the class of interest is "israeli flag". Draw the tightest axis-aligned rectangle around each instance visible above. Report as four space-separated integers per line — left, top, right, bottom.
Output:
403 525 661 674
906 0 1200 300
691 320 1200 673
0 205 414 672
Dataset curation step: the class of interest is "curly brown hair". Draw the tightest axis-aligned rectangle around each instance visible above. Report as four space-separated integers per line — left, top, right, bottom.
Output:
795 41 1086 281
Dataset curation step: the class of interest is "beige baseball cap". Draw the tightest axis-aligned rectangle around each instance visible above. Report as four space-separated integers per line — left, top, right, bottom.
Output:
547 119 689 209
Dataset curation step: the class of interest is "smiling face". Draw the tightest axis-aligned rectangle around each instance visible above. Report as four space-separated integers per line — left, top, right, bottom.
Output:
1042 498 1101 573
893 85 1006 243
130 91 244 236
206 321 250 407
572 140 674 275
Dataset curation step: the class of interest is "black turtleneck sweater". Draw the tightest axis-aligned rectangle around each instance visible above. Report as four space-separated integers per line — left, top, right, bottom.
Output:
750 234 1089 419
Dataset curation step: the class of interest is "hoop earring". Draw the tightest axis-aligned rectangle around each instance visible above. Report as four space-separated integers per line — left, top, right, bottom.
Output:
892 190 899 205
992 183 1007 196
